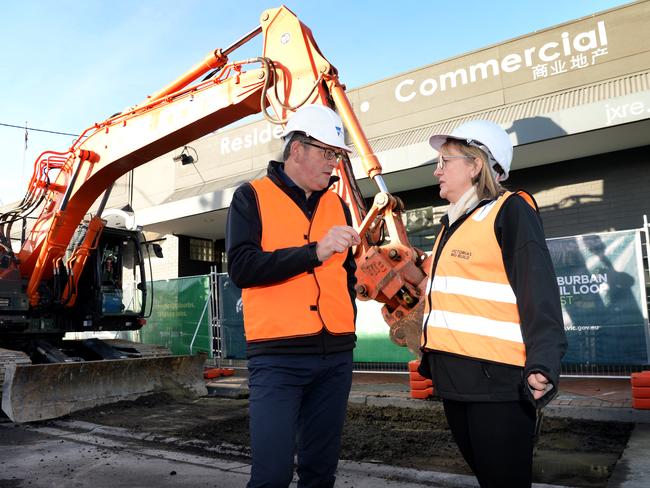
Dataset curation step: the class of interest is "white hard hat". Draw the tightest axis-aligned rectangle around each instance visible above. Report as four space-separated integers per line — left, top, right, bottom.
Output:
281 105 351 153
429 120 513 181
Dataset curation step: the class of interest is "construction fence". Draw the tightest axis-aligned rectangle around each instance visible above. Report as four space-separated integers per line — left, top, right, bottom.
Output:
140 225 650 377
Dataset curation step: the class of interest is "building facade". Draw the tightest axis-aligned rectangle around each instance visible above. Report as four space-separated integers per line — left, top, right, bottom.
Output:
105 1 650 280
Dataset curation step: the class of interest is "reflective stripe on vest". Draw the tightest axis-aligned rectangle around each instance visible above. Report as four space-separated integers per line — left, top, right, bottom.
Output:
241 177 355 342
421 191 536 366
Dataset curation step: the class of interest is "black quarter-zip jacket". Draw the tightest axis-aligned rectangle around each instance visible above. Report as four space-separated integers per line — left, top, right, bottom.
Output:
226 161 357 358
419 192 567 408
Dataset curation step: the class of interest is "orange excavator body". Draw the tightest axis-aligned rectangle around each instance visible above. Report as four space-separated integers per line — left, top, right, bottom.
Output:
0 5 427 423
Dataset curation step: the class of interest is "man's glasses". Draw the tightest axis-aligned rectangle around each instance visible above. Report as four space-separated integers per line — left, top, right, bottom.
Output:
302 141 345 161
435 154 474 171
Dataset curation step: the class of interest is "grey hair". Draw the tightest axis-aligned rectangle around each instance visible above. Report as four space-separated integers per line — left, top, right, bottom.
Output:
281 132 310 161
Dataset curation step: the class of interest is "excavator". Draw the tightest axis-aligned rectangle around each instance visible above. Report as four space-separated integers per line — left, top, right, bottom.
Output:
0 5 429 423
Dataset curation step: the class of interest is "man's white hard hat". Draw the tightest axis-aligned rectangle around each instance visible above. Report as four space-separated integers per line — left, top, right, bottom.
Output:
281 105 351 152
429 120 513 181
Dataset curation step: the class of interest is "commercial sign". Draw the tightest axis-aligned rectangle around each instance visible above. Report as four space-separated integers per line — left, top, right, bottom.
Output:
395 21 609 103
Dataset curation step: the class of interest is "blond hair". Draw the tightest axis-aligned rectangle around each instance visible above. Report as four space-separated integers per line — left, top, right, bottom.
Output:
444 141 505 200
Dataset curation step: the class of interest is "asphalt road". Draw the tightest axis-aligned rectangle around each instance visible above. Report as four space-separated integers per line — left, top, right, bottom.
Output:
0 419 250 488
0 417 486 488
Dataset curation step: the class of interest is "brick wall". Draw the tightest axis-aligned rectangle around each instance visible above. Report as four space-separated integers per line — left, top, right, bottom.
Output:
149 235 179 281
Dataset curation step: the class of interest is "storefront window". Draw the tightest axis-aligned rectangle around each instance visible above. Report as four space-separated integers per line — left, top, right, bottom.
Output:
189 238 215 262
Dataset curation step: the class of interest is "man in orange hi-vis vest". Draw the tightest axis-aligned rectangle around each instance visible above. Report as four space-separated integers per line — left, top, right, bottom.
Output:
418 120 567 488
226 105 360 488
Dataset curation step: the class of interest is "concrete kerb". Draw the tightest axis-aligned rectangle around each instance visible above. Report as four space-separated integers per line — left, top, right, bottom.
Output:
207 377 650 423
336 460 574 488
544 404 650 424
608 423 650 488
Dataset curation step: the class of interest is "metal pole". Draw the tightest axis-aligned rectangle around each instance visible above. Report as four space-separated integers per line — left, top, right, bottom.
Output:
189 287 211 355
642 215 650 362
210 267 222 368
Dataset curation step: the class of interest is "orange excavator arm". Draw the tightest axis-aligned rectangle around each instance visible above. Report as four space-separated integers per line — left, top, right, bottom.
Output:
10 5 426 353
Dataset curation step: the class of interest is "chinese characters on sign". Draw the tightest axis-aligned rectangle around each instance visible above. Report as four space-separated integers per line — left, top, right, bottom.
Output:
531 22 609 80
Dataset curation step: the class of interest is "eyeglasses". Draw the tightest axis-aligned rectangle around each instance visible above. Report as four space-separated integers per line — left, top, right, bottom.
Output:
435 154 474 171
302 141 345 161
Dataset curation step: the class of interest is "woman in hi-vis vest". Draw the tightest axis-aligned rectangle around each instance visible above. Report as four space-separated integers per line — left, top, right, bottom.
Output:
418 120 567 488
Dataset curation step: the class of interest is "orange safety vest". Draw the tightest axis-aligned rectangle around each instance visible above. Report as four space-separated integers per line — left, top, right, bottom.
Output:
421 191 537 367
241 177 355 342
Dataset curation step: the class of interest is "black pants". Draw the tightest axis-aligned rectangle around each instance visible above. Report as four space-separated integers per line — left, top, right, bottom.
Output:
246 351 353 488
443 399 536 488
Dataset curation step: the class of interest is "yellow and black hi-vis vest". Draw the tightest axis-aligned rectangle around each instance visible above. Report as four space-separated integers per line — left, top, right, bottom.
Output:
421 191 537 367
241 176 355 342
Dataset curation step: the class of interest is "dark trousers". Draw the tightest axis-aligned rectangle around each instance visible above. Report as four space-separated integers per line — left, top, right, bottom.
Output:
246 351 353 488
443 399 537 488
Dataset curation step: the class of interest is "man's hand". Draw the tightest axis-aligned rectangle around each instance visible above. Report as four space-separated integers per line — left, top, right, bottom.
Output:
527 372 553 400
316 226 361 262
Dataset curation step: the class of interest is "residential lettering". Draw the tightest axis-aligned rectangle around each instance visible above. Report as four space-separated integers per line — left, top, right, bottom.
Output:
220 124 284 155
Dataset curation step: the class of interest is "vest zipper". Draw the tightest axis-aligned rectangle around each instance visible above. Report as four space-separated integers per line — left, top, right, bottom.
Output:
307 199 327 340
422 223 448 345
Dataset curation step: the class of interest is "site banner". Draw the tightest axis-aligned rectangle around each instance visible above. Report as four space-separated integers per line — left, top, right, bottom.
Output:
142 276 212 357
547 230 650 365
216 275 247 359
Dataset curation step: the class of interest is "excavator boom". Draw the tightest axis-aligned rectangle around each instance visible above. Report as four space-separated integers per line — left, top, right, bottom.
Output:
0 5 426 423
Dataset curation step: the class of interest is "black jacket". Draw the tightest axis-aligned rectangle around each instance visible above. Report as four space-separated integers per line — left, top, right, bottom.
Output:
419 192 567 408
225 161 357 358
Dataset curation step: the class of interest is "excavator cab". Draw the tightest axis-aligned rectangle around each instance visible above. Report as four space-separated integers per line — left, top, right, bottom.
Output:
1 226 207 423
71 227 147 331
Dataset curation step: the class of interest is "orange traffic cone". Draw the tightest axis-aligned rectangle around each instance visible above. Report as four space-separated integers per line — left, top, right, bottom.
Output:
631 371 650 409
407 360 434 400
204 367 235 379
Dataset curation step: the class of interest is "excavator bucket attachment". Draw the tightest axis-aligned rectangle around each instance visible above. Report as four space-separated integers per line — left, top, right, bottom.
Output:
385 254 433 357
388 300 425 357
2 354 207 423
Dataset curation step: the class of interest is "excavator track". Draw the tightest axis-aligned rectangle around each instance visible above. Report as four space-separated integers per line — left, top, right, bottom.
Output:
103 339 174 358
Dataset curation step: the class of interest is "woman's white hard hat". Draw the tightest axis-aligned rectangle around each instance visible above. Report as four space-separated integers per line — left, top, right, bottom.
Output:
429 120 513 181
281 105 351 152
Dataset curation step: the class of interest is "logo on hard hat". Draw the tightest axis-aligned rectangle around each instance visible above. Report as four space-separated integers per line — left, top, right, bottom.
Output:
335 126 342 136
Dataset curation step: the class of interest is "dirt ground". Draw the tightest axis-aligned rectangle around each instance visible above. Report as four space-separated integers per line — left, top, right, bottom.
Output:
69 393 632 488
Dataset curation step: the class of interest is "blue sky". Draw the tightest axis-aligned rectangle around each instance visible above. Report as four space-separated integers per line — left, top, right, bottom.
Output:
0 0 631 203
